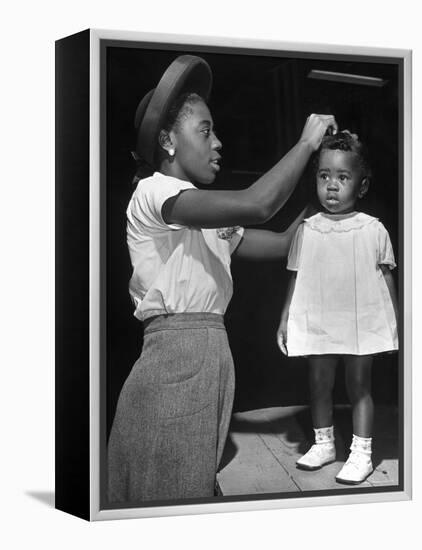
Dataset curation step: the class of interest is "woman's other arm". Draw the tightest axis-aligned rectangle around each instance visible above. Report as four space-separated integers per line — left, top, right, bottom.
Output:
233 206 312 261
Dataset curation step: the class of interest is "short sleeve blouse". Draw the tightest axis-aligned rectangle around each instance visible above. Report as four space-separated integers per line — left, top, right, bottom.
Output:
127 172 244 320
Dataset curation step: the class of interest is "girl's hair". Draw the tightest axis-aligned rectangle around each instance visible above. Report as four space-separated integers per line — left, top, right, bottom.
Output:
132 92 205 185
314 131 372 179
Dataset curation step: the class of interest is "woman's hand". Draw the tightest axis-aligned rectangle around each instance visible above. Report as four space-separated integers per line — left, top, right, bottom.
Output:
277 318 288 355
300 114 338 152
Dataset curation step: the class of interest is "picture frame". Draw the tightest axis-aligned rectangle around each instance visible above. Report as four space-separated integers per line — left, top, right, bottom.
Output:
55 28 412 521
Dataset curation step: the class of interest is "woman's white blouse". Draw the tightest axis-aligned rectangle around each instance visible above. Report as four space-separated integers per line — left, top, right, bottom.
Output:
126 172 244 321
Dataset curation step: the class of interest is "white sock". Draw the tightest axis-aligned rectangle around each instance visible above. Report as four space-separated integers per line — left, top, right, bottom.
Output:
350 434 372 456
314 426 335 445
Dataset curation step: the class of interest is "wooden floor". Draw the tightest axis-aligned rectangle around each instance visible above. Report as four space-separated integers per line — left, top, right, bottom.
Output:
217 405 399 495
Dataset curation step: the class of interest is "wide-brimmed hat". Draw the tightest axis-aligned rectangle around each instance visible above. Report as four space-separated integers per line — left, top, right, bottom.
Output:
134 55 213 167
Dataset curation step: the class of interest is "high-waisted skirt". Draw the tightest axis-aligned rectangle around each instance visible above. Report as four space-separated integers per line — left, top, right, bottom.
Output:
107 313 235 503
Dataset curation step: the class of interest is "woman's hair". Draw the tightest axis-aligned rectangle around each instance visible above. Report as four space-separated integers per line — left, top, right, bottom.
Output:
162 92 205 133
151 92 205 169
313 130 372 180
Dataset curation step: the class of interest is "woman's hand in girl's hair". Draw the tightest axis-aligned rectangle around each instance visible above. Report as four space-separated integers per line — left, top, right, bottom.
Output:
277 318 288 355
299 114 338 152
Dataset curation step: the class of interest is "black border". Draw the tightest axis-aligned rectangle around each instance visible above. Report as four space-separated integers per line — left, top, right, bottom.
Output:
55 29 91 521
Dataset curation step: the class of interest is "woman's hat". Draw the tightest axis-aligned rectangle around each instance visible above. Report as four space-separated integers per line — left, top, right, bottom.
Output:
134 55 213 167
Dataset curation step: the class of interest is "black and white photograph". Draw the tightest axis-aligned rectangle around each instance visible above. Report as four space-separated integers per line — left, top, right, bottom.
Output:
4 2 420 547
55 31 411 519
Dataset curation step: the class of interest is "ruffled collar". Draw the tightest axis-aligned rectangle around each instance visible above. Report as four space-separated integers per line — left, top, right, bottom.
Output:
304 212 377 233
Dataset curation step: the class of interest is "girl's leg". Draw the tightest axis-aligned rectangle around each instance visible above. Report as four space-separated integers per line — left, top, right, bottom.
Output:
308 355 339 428
344 355 374 437
336 355 374 484
296 355 338 470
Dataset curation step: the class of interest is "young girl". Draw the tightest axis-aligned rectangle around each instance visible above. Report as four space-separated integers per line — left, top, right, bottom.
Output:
107 54 337 503
277 131 398 484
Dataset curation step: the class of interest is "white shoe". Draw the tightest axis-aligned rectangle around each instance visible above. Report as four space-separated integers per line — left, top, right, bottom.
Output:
336 451 373 485
296 443 336 471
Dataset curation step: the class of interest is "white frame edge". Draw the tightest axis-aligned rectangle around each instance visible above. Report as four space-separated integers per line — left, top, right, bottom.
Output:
402 49 412 500
90 29 101 521
88 28 412 521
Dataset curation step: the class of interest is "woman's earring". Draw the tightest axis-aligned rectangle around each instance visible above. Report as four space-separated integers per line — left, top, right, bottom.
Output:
168 148 175 157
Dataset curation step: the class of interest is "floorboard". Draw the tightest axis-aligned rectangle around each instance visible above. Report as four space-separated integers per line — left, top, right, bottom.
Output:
217 405 399 496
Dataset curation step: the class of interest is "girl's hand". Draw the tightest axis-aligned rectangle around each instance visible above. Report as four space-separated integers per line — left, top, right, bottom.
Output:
300 114 338 151
277 319 288 355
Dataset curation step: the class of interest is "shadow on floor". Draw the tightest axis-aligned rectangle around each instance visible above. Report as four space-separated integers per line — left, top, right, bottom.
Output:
220 405 399 472
25 491 55 508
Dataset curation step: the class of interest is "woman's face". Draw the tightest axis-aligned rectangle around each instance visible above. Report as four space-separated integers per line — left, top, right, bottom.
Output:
316 149 365 214
169 100 222 185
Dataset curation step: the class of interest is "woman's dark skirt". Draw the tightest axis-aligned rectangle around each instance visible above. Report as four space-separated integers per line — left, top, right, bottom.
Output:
107 313 235 504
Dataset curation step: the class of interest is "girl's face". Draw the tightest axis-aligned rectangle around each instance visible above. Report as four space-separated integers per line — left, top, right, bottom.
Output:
169 100 222 185
316 149 366 214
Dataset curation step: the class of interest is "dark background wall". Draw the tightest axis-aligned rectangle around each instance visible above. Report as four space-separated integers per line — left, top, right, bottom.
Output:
105 45 399 434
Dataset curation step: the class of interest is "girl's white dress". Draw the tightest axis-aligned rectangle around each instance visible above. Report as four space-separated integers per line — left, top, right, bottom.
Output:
286 211 398 356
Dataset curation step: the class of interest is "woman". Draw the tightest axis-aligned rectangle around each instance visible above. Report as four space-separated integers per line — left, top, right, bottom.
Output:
108 54 337 503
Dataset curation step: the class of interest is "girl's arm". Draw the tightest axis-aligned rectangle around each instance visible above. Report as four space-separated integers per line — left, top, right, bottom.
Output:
380 265 399 322
277 273 297 355
163 114 336 228
233 205 312 261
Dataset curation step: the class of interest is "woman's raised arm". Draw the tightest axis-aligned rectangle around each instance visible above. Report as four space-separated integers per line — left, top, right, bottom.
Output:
162 114 336 228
